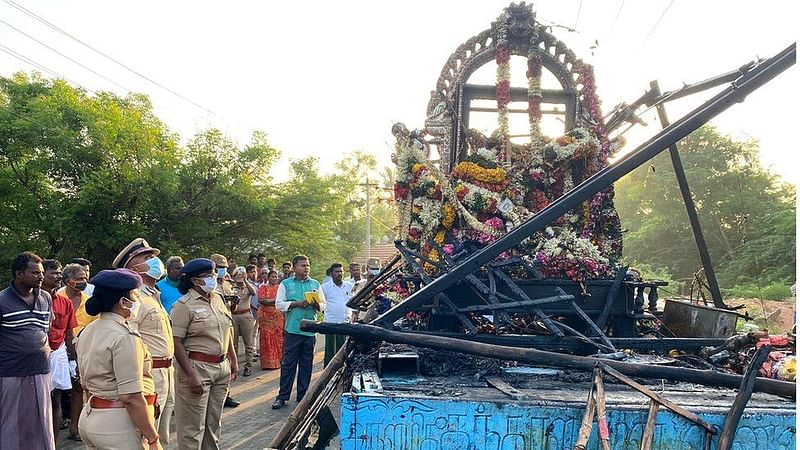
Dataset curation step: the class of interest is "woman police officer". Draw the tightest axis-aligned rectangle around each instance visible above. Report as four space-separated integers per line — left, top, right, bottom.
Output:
75 269 162 450
170 258 238 450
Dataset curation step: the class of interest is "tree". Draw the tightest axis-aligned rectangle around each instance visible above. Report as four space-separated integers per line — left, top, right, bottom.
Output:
614 125 795 287
0 72 380 282
0 73 181 270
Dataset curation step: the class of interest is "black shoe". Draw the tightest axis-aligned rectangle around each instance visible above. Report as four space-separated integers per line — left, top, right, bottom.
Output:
271 398 286 410
224 396 240 408
243 367 252 377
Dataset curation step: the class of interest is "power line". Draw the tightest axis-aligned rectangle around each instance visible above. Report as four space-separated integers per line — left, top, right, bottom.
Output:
0 43 61 79
0 18 132 92
0 42 96 94
5 0 216 116
573 0 583 30
607 0 625 36
639 0 675 49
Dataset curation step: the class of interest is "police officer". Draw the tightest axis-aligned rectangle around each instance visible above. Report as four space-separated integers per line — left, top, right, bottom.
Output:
113 238 176 444
170 258 238 450
208 253 241 408
76 269 162 450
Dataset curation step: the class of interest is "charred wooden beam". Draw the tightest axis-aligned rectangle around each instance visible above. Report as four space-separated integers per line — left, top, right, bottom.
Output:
300 320 796 399
410 331 725 354
717 345 773 450
600 363 715 433
269 339 354 449
595 266 627 332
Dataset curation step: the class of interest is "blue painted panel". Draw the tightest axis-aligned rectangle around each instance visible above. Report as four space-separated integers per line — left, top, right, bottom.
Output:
340 394 796 450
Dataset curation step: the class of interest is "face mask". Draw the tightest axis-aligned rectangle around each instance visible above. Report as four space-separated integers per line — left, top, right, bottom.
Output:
217 268 227 279
121 299 140 319
72 281 88 291
140 258 166 280
200 276 217 293
84 283 95 296
369 269 380 276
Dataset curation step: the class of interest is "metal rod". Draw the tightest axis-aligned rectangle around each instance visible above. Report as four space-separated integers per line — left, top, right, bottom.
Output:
651 80 725 309
372 43 796 328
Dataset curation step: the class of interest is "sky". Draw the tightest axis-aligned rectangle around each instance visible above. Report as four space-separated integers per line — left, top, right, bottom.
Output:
0 0 797 184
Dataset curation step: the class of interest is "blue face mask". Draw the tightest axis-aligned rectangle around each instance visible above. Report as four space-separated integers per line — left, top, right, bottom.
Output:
217 268 227 279
141 258 166 280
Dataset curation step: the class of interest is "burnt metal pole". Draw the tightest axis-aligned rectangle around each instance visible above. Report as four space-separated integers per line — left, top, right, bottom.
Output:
372 43 796 327
649 80 725 308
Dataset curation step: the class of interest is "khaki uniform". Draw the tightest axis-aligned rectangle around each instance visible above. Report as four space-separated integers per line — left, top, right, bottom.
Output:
231 283 255 370
171 290 233 450
76 312 156 450
129 285 176 443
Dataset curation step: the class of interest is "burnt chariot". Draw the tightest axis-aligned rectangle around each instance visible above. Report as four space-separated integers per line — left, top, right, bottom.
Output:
269 3 795 449
385 3 648 338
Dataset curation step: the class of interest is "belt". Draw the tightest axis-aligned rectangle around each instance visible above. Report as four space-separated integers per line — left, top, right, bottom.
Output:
151 358 172 369
188 351 226 363
90 394 157 409
232 309 251 315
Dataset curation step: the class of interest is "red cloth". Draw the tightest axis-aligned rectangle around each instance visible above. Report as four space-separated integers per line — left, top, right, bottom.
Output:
257 283 283 369
49 292 77 350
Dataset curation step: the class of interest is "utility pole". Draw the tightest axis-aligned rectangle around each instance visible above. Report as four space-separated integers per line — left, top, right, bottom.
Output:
360 178 378 264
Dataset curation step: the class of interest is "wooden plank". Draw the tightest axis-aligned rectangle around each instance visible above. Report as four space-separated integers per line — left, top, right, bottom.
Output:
573 376 597 450
595 266 627 332
717 344 773 450
640 399 659 450
485 376 529 400
600 364 716 433
568 299 616 351
458 293 573 312
594 368 611 450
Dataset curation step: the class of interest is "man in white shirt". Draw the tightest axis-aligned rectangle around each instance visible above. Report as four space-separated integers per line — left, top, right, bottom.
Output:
321 263 353 366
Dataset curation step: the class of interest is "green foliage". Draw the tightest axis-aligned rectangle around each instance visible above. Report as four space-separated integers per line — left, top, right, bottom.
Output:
0 73 386 282
722 282 792 301
614 125 795 290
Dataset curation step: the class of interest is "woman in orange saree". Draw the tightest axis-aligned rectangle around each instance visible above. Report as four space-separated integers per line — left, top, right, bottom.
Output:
257 270 283 369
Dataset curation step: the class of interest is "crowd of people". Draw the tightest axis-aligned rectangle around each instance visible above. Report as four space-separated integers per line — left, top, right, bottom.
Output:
0 238 372 450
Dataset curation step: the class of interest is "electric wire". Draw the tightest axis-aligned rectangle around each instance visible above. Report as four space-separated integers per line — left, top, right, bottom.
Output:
639 0 675 49
0 42 96 94
0 18 132 92
573 0 583 30
607 0 625 36
5 0 216 116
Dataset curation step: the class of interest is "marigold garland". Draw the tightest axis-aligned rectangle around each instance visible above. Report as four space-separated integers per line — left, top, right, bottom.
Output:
453 161 508 185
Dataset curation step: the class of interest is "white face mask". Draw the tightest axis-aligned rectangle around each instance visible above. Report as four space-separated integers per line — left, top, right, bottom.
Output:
200 276 217 293
129 300 140 319
122 299 140 319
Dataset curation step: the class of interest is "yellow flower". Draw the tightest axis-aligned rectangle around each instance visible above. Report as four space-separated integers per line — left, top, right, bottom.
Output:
453 161 507 184
442 203 456 229
412 163 425 174
434 229 446 246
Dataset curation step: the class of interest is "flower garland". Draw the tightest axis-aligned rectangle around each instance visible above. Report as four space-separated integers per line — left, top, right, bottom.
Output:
454 161 506 184
527 25 542 139
495 11 511 161
442 202 456 229
542 127 599 164
534 229 610 282
453 161 508 187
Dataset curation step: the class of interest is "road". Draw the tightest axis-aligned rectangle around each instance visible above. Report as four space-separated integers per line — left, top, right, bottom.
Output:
58 337 330 450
